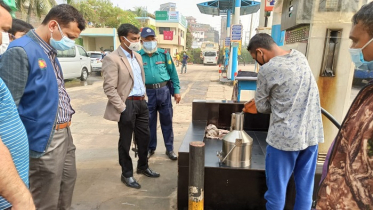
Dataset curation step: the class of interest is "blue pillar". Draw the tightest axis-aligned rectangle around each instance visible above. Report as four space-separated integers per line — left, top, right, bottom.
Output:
225 9 231 70
227 9 231 35
271 25 285 46
231 0 241 80
232 47 238 79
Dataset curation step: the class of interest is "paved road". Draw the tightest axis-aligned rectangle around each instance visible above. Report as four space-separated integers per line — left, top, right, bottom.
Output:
67 64 237 210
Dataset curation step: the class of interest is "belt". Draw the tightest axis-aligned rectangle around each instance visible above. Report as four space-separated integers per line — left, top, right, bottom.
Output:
145 81 168 89
127 96 145 100
56 121 71 130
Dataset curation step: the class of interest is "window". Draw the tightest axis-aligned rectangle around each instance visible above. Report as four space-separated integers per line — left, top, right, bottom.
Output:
159 27 170 34
206 43 214 48
320 29 342 77
160 48 171 53
57 47 76 58
325 0 338 9
77 46 88 57
204 52 216 56
319 0 342 12
89 53 102 59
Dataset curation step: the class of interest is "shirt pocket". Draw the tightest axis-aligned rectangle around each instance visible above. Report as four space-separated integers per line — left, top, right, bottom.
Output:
156 63 168 76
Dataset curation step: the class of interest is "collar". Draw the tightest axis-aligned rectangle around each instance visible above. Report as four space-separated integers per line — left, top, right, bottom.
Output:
120 46 134 59
28 30 56 56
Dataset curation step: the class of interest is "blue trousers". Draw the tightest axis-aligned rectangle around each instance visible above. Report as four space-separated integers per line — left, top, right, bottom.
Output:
265 144 318 210
146 85 174 151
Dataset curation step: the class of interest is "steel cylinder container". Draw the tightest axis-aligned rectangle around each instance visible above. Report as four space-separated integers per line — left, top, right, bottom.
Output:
217 112 253 167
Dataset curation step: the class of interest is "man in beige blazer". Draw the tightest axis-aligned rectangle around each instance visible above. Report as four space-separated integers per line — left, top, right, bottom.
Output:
102 23 160 189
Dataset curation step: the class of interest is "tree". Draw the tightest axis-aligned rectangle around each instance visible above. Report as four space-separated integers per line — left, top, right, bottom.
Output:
240 47 254 64
69 0 140 28
133 6 147 17
16 0 57 23
186 28 193 49
132 6 155 19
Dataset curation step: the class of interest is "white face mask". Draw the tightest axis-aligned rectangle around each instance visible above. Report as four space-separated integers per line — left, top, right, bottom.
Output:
123 36 141 52
0 32 10 55
142 41 157 54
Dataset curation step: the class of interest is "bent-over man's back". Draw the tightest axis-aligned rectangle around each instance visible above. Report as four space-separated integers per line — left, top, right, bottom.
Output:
255 49 324 151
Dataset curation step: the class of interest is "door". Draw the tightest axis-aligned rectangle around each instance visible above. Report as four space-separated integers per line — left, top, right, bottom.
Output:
77 46 91 77
57 46 77 79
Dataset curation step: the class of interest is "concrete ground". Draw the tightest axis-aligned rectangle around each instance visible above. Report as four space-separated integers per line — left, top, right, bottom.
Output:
68 64 255 210
67 63 361 210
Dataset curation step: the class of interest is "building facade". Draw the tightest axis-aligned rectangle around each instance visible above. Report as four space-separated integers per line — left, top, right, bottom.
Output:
155 10 188 55
187 16 219 49
160 2 176 12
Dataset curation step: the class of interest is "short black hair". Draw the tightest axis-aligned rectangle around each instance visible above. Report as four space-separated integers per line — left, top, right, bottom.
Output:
352 2 373 37
0 0 11 13
247 33 276 53
9 19 33 35
42 4 85 31
117 23 140 40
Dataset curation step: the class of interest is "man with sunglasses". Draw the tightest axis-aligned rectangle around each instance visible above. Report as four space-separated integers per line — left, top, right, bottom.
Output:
0 4 85 210
247 33 324 209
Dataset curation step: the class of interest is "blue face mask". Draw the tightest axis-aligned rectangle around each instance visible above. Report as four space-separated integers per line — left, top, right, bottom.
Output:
142 41 157 53
349 38 373 71
50 21 76 51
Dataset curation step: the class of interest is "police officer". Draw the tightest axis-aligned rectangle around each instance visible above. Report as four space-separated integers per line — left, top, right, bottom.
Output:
139 27 181 160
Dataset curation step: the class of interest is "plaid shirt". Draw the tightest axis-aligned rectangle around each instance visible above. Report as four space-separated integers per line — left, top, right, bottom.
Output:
29 30 75 123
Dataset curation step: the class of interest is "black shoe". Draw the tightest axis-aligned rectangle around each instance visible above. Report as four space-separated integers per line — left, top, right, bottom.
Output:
136 168 160 178
147 149 155 159
166 151 178 160
121 175 141 189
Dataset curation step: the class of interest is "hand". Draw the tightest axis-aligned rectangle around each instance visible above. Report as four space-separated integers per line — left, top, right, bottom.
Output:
11 189 35 210
242 99 257 114
174 94 181 104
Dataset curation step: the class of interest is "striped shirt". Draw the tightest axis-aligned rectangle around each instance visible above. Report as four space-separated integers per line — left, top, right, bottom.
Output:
0 78 29 209
120 46 145 97
29 30 75 124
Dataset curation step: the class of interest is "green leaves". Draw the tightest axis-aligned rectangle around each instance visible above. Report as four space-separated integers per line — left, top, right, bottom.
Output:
16 0 57 22
70 0 140 28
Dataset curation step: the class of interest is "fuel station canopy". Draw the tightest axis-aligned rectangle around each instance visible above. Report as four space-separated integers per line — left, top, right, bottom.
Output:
197 0 260 16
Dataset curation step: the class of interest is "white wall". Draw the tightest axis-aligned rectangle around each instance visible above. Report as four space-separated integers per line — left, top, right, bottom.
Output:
305 0 366 154
83 37 96 51
95 37 114 51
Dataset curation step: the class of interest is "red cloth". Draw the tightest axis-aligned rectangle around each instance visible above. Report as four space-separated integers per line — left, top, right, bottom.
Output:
163 31 173 40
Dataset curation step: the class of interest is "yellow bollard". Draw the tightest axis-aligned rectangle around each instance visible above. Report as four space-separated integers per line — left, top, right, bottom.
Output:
188 141 205 210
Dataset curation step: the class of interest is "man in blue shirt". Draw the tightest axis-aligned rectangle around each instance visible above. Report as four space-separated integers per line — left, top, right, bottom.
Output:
0 79 34 210
0 2 34 209
138 27 181 160
103 24 160 189
181 52 189 74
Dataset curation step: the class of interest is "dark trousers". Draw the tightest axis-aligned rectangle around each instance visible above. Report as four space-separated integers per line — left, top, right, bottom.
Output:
118 99 149 178
146 85 174 151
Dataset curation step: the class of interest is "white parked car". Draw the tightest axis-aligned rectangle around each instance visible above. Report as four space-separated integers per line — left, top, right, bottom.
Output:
57 45 91 81
87 51 103 72
203 51 218 65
